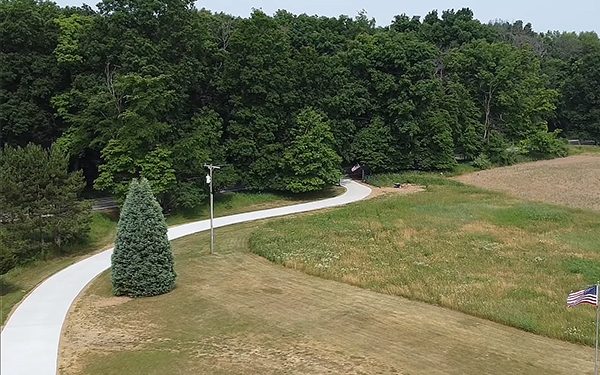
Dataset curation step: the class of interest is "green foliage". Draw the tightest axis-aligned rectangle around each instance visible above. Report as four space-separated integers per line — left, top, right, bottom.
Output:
472 154 492 170
2 1 597 209
484 133 520 166
280 109 342 193
0 229 18 274
111 178 176 297
0 143 91 273
54 13 91 67
351 117 394 173
520 130 568 159
447 40 558 147
543 32 600 142
0 0 67 146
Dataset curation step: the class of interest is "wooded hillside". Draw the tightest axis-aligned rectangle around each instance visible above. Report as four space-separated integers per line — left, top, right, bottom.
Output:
1 0 599 209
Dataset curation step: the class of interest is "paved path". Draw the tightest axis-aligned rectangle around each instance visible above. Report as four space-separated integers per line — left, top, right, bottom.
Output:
0 180 371 375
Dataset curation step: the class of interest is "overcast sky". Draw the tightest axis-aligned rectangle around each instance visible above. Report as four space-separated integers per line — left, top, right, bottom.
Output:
56 0 599 33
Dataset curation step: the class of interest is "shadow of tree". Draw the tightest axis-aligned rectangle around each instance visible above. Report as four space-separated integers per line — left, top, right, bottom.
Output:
0 279 20 296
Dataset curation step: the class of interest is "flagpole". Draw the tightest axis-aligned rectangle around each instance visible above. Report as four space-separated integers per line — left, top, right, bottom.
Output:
595 282 599 375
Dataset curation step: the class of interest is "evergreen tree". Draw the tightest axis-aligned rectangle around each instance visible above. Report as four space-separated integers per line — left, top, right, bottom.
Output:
0 143 91 273
111 178 176 297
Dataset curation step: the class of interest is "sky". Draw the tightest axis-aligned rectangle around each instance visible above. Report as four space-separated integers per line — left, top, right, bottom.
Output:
55 0 599 34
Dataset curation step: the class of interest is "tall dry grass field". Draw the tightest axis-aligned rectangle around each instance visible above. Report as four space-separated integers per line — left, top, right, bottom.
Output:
252 178 600 345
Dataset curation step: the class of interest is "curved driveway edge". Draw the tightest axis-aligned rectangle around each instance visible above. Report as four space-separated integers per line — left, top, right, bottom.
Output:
0 179 371 375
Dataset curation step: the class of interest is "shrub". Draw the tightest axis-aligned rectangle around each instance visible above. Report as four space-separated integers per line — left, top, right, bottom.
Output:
520 130 568 159
111 178 176 297
485 133 520 165
472 154 492 170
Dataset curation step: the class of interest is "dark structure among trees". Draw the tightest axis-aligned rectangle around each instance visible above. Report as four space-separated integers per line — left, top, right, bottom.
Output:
111 178 176 297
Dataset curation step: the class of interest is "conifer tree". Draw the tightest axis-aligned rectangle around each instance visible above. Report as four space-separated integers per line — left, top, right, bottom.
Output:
0 143 90 273
111 178 176 297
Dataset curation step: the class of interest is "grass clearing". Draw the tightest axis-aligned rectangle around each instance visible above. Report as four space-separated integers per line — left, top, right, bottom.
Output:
367 171 465 188
0 187 342 325
60 222 593 375
251 178 600 345
165 187 343 226
568 145 600 155
456 155 600 211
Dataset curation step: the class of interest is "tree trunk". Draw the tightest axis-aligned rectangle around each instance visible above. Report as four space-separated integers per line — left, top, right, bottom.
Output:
483 88 493 142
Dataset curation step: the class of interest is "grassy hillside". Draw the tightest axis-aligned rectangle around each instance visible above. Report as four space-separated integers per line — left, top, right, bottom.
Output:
251 177 600 345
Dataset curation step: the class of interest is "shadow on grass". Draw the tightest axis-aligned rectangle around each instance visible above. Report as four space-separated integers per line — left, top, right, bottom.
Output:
0 279 20 296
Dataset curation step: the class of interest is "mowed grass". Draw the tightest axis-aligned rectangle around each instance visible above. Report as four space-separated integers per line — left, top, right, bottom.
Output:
165 187 343 226
0 187 342 325
1 212 117 325
61 221 594 375
251 178 600 345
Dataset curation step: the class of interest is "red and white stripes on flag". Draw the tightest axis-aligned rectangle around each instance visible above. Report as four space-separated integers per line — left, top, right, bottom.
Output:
567 285 598 307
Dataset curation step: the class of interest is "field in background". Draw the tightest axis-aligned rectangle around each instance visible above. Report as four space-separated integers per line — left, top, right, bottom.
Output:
0 187 342 325
456 155 600 211
252 177 600 346
59 223 593 375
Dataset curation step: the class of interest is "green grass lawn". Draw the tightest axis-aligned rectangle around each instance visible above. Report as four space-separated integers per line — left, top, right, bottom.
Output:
63 221 594 375
251 177 600 345
165 187 343 226
568 144 600 155
1 212 118 325
0 187 342 325
367 171 466 188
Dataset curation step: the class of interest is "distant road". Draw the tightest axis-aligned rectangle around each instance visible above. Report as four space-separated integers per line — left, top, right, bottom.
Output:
90 197 118 211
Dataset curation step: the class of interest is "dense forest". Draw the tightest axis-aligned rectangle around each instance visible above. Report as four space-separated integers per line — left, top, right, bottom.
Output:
1 0 600 208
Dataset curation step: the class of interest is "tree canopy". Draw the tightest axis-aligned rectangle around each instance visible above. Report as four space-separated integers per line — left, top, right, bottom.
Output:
2 0 598 210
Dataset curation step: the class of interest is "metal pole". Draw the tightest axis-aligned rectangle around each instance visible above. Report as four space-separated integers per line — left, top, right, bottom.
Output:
209 167 214 255
204 164 220 255
595 282 599 375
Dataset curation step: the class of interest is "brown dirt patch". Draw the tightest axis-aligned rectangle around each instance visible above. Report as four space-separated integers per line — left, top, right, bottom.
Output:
456 155 600 211
367 183 425 199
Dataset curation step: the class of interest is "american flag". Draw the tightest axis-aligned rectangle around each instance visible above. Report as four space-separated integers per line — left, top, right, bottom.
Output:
566 285 598 307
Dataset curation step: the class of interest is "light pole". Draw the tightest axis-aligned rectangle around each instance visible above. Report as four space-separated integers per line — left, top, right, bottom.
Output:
204 164 220 254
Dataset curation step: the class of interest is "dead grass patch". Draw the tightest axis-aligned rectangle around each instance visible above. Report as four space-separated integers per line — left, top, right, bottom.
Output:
253 183 600 346
456 155 600 211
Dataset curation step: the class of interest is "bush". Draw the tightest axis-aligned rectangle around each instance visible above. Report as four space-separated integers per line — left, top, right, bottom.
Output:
0 230 17 274
111 178 176 297
520 130 568 159
485 133 520 166
472 154 492 170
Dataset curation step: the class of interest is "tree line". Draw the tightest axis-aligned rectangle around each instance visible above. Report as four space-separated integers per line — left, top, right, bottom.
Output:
1 1 600 270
